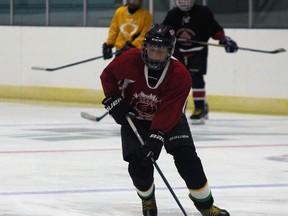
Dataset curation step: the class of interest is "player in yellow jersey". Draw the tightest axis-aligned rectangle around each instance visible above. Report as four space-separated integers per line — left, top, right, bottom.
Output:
102 0 153 60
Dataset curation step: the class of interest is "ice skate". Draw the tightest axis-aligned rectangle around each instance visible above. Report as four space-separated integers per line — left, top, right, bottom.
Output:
142 194 157 216
190 103 209 124
197 205 230 216
190 108 206 124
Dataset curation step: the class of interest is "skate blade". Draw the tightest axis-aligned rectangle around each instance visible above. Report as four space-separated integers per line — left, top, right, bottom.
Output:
191 118 205 125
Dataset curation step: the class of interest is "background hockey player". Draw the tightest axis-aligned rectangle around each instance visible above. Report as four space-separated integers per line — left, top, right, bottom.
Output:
163 0 238 124
100 24 230 216
102 0 153 59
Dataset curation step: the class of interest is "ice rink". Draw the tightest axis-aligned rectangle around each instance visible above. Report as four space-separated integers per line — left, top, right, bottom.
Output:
0 101 287 216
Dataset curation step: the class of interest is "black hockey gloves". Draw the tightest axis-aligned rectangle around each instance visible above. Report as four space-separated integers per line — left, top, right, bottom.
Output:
102 43 113 60
219 36 238 53
102 95 138 125
139 130 164 164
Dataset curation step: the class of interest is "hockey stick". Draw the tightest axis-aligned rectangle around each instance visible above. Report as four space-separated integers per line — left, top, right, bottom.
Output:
31 51 120 72
126 116 188 216
80 111 109 122
177 38 286 54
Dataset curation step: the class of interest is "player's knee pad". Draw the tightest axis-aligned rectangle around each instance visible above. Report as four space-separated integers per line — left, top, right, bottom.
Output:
172 146 207 188
172 145 198 166
128 155 154 191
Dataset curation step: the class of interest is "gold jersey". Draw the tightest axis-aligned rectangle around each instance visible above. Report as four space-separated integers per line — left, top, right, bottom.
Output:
106 5 153 51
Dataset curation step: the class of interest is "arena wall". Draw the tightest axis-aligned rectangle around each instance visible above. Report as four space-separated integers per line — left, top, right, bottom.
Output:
0 26 287 115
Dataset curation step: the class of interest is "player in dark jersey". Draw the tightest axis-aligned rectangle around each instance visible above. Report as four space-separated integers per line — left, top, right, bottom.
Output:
100 24 230 216
163 0 238 125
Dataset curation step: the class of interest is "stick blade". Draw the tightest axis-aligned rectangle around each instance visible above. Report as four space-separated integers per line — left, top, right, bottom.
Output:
80 112 97 122
31 66 55 71
31 66 49 71
272 48 286 53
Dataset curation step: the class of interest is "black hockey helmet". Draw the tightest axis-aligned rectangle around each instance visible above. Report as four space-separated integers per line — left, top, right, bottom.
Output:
141 24 176 70
127 0 142 12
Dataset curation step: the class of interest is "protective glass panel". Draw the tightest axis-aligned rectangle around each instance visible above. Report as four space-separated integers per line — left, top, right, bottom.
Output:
1 0 288 28
0 0 10 25
49 0 83 26
206 0 249 28
13 0 46 26
86 0 122 27
253 0 288 28
153 0 171 24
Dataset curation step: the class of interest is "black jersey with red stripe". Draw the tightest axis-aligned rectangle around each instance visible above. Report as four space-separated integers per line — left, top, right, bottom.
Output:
163 4 224 47
162 4 225 73
100 48 192 133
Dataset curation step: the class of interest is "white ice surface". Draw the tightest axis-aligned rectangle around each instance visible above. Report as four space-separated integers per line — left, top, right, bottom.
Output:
0 101 287 216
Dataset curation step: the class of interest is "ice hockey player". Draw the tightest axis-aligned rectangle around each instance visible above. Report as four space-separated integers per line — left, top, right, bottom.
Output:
102 0 152 59
163 0 238 124
100 23 230 216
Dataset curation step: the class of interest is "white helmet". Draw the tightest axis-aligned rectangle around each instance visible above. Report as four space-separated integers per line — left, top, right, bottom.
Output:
176 0 194 12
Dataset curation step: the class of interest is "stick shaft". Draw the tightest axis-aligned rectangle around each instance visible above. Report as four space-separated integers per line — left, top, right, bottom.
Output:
32 51 120 71
46 56 105 71
95 111 109 121
177 38 286 54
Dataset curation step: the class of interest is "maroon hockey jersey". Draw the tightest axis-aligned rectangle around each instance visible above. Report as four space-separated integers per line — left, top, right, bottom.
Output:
100 48 192 132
